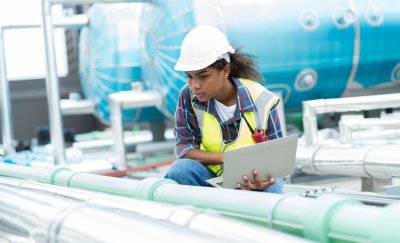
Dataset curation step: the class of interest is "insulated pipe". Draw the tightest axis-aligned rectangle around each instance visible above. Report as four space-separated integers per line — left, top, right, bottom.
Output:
150 184 400 242
284 184 400 206
296 145 400 178
109 90 163 169
303 93 400 146
109 98 126 168
340 117 400 143
39 0 148 166
1 163 400 242
0 177 305 243
0 185 228 243
343 129 400 144
50 0 147 3
135 140 175 156
0 16 88 159
0 27 15 157
41 0 66 165
1 15 89 30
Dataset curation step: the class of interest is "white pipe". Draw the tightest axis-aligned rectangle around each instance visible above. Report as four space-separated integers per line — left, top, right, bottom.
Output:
1 15 89 30
50 0 147 3
346 129 400 143
109 90 163 169
0 14 88 158
60 98 96 115
296 144 400 178
41 0 66 165
340 117 400 143
0 27 15 157
284 184 400 206
110 98 126 168
303 93 400 145
136 140 175 155
0 184 230 243
0 178 306 243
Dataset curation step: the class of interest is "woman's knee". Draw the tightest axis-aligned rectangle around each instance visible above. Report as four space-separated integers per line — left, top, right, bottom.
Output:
264 177 284 193
165 159 199 180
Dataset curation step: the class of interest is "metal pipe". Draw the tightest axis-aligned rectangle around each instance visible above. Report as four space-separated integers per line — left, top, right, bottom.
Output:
110 99 126 168
1 163 400 242
340 117 400 143
303 93 400 145
41 0 66 165
153 184 400 243
0 177 305 243
50 0 148 4
0 184 230 243
296 145 400 178
0 14 88 158
109 90 163 169
60 98 95 115
0 27 15 157
345 129 400 143
284 184 400 206
135 140 175 156
1 14 88 30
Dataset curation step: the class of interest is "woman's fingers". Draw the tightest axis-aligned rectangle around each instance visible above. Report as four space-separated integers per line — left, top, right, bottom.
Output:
237 175 253 190
253 170 263 188
261 177 275 189
238 173 276 191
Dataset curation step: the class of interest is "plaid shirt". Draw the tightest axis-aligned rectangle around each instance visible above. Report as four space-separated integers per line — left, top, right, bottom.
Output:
174 78 283 158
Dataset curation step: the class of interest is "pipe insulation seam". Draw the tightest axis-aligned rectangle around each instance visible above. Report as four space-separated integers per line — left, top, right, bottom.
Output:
303 194 361 242
135 177 178 200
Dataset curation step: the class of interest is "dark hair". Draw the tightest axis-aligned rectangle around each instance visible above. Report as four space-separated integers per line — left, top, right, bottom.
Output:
208 47 263 82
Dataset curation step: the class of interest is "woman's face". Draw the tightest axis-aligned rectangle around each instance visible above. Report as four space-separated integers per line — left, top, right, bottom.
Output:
185 65 230 102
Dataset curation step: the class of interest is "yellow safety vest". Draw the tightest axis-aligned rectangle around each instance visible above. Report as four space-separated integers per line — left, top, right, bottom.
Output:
192 78 279 176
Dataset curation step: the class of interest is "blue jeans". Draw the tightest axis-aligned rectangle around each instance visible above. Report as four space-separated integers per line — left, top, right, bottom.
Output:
164 158 284 193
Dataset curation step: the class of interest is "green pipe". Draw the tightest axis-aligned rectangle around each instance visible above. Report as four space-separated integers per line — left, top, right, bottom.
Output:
153 185 400 242
1 163 400 242
327 204 381 242
0 163 68 184
0 163 176 198
270 196 310 236
371 204 400 242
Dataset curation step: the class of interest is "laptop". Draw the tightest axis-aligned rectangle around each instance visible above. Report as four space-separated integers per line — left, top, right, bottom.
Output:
206 134 298 189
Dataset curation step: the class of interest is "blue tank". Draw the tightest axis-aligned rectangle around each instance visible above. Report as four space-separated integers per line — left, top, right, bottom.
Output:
140 0 400 117
79 3 164 125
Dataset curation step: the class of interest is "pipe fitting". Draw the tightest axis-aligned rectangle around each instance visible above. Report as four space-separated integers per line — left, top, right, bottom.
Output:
303 194 361 242
46 166 72 184
134 177 177 200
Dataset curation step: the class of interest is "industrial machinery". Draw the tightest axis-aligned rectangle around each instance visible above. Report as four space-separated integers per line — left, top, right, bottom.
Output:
1 1 400 242
79 3 164 125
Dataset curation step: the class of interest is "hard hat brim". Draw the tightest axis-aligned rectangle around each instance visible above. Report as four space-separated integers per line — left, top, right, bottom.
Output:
174 49 234 72
174 58 217 72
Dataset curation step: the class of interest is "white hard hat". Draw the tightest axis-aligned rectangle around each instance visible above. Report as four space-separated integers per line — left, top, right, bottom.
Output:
174 25 235 71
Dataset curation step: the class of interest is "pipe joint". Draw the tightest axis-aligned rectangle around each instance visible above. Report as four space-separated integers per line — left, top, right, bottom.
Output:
303 194 361 242
46 166 72 184
135 177 177 200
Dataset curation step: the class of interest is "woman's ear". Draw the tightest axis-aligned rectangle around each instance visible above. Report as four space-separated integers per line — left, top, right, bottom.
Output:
223 64 231 78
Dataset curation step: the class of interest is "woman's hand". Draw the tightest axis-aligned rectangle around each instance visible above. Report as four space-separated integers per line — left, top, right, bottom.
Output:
237 170 275 191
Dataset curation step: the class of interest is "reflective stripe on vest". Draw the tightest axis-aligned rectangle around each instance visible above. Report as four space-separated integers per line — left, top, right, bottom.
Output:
192 78 279 176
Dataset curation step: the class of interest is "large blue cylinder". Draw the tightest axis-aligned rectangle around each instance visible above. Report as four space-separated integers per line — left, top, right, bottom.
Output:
79 3 164 125
140 0 400 118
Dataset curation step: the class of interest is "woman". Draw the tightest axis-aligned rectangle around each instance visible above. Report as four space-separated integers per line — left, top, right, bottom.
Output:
165 25 284 193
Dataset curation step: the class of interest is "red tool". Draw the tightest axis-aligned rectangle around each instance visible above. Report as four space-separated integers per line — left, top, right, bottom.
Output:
240 111 268 143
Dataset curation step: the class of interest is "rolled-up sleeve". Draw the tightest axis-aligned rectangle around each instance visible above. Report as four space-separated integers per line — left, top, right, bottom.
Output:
174 86 202 158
